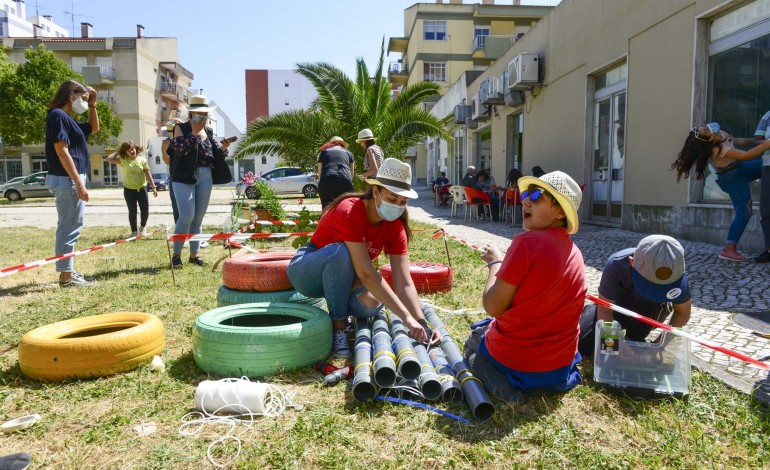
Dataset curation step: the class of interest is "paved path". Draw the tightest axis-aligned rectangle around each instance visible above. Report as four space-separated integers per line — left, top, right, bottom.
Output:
2 187 769 399
405 188 770 401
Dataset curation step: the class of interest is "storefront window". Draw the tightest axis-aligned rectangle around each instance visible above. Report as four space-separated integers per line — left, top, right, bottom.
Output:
705 1 770 202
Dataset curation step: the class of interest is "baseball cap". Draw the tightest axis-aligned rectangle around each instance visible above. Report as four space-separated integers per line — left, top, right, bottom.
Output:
631 235 688 302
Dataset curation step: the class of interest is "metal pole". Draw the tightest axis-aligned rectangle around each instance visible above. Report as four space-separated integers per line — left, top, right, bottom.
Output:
352 317 376 402
422 304 495 422
371 313 398 387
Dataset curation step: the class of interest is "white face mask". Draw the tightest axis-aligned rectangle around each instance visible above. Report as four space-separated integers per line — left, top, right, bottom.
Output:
71 96 89 114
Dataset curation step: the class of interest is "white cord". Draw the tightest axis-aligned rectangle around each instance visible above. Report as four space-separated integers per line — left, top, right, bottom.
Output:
179 378 301 468
420 300 485 324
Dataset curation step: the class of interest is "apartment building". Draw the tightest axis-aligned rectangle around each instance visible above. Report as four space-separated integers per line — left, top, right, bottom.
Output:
387 0 553 183
1 22 196 187
428 0 770 252
0 0 68 38
242 69 318 178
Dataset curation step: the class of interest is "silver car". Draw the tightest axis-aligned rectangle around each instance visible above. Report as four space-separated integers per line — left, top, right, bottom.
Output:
237 167 318 199
1 171 51 201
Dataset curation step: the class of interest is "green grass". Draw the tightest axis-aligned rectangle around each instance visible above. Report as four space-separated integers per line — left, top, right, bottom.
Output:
1 223 769 468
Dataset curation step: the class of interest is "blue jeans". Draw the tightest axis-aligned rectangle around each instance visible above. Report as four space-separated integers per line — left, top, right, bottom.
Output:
172 166 212 254
287 242 383 322
715 159 762 245
45 174 85 273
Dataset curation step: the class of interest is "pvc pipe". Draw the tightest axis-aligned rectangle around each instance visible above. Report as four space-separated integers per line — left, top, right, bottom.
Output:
428 345 464 404
371 313 398 387
352 317 376 402
387 314 422 381
412 341 443 401
422 304 495 423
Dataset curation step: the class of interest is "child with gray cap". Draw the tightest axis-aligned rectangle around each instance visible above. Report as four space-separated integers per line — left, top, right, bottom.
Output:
578 234 692 357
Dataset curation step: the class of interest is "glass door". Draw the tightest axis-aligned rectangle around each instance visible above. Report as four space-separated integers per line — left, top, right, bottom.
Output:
591 86 626 223
103 161 119 186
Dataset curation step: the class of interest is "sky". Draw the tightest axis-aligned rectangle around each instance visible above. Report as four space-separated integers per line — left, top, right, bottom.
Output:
31 0 560 131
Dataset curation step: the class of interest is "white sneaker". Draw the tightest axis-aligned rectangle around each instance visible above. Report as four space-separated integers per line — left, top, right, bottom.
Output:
140 226 147 236
200 241 209 249
332 330 352 359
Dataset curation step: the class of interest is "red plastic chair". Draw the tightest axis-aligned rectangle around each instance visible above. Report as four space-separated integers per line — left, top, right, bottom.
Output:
502 187 521 226
461 187 492 221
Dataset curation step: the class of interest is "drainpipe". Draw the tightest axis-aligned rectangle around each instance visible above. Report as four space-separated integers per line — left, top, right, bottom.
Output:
352 318 376 402
371 313 397 387
387 314 421 381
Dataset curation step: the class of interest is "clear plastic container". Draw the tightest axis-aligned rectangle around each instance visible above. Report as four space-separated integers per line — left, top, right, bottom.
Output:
593 320 691 399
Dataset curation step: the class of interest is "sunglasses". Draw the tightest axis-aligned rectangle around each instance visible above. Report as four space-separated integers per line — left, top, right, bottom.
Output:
520 188 544 202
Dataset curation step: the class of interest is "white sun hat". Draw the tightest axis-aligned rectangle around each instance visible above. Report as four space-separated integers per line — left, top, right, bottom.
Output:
517 170 583 234
187 94 217 114
365 158 418 199
355 128 376 142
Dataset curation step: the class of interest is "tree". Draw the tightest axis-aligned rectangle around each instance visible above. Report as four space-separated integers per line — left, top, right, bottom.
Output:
0 44 122 147
234 41 450 172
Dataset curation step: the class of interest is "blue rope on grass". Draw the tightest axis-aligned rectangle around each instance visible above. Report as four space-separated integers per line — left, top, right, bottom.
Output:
375 395 471 424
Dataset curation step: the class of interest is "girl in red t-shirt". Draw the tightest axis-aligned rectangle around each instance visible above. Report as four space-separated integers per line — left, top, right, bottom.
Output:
287 158 440 359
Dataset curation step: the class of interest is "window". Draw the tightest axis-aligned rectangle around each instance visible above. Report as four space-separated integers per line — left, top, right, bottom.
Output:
703 0 770 203
423 62 447 82
285 99 290 106
284 81 289 87
474 27 490 49
424 21 446 41
261 156 267 165
156 156 161 165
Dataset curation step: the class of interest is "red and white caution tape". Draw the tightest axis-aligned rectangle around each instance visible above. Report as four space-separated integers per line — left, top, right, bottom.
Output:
0 229 163 279
587 294 770 370
432 228 482 251
234 219 318 234
168 231 313 243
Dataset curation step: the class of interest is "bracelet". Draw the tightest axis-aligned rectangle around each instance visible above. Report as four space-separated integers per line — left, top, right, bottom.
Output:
486 260 502 268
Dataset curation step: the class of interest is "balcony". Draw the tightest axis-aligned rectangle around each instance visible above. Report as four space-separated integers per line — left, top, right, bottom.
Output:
388 61 409 86
78 65 116 85
161 109 184 122
96 91 115 109
387 37 408 54
160 82 190 104
472 35 517 61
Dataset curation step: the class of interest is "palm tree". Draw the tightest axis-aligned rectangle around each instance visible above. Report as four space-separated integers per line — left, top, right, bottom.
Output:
234 42 450 174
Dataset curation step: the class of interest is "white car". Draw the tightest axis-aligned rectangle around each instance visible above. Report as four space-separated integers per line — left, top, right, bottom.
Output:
237 167 318 199
1 172 51 201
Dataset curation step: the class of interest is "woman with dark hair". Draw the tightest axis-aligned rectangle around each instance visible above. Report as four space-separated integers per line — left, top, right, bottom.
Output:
44 80 99 288
672 123 770 261
106 140 157 237
532 166 546 178
288 158 440 359
506 168 524 188
356 128 384 181
317 136 355 209
474 170 501 221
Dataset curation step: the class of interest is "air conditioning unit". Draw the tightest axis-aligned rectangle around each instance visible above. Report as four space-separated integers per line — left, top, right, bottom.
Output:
454 104 472 123
479 79 490 105
471 92 489 121
504 88 525 107
508 53 541 90
483 73 505 105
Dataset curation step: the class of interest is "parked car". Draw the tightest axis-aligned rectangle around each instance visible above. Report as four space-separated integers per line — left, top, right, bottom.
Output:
0 171 51 201
147 173 169 191
236 167 318 199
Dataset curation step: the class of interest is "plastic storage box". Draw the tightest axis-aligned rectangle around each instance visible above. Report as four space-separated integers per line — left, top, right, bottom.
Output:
593 320 691 399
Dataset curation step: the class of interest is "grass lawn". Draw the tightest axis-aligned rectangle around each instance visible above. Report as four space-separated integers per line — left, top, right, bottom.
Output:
0 222 769 469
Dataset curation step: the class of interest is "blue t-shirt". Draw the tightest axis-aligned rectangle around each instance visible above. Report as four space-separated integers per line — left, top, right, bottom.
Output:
45 108 92 177
598 248 691 341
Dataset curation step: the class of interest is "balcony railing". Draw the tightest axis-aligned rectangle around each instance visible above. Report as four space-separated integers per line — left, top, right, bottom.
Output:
472 35 489 51
160 82 190 103
388 61 409 75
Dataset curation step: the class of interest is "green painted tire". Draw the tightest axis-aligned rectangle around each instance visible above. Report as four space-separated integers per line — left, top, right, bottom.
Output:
192 302 332 377
216 285 326 309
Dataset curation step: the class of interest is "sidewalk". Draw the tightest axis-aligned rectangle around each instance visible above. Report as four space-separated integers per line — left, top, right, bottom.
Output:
405 187 770 402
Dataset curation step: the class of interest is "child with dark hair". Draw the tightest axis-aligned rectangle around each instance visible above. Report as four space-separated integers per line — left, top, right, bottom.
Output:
106 141 157 237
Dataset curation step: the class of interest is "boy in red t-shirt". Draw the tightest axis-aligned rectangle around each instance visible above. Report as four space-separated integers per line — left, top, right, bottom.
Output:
464 171 587 402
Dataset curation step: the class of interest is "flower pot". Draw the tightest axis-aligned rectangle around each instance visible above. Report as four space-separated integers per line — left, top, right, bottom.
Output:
252 209 273 220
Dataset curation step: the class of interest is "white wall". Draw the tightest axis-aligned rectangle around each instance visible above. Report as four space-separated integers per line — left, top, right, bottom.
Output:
266 70 317 114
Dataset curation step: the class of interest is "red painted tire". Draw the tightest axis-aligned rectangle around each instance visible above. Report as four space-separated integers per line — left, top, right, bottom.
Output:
222 251 295 292
380 262 453 294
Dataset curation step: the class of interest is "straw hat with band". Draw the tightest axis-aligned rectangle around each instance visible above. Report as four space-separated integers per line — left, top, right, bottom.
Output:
365 158 418 199
631 234 689 303
187 94 216 114
356 128 376 143
329 136 348 148
517 170 582 234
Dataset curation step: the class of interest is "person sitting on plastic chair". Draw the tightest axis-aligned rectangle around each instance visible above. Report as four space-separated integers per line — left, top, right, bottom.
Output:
433 171 451 207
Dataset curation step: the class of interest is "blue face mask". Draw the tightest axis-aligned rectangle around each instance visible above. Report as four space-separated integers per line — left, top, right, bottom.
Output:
191 114 206 123
375 190 406 221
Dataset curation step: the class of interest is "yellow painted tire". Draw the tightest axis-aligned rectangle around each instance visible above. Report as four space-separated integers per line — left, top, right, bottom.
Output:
18 312 165 382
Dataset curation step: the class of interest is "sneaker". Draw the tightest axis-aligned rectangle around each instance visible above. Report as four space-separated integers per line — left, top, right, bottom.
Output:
0 453 30 470
755 250 770 263
171 255 183 269
129 231 138 238
60 273 94 288
140 226 147 236
188 257 206 267
332 330 352 359
200 241 209 249
718 248 748 262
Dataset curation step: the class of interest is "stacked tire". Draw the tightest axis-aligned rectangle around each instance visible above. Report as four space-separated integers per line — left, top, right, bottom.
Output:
193 251 331 377
380 262 453 294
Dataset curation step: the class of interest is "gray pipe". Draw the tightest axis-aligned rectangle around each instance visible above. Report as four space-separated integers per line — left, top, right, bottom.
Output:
371 313 398 387
422 304 495 422
428 345 464 404
387 314 421 381
412 342 443 401
352 317 376 402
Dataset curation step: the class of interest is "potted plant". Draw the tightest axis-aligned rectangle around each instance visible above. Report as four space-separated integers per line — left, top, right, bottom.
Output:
249 179 286 221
